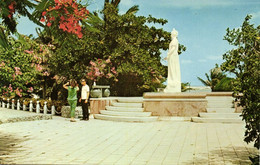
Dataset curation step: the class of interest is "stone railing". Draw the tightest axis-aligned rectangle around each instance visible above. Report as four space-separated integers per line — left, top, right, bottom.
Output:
0 98 60 115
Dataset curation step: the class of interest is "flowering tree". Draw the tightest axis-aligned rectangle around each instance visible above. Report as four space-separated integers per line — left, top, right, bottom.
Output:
0 0 89 49
39 0 89 38
0 29 51 98
0 35 41 97
0 0 37 33
86 58 118 82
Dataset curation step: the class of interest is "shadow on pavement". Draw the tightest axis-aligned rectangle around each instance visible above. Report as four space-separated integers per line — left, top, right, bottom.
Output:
181 146 257 165
0 132 27 164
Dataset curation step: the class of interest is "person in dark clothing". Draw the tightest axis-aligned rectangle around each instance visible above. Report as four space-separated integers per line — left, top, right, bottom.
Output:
79 79 90 120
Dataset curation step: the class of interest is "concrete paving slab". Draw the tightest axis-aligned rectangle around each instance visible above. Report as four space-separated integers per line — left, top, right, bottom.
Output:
0 116 258 165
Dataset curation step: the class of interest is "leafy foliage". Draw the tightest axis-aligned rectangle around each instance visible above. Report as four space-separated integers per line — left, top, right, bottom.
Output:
214 77 234 92
0 0 187 99
46 2 186 96
197 64 227 91
0 29 43 98
221 15 260 150
100 3 186 96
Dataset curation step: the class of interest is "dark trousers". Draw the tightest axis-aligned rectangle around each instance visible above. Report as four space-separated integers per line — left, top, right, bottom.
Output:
82 99 89 120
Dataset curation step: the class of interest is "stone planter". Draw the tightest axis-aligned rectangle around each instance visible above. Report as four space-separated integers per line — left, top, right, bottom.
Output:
90 89 102 98
103 89 110 97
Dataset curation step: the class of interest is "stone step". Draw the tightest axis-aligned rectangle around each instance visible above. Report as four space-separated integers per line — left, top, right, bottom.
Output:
207 103 234 108
206 96 234 99
94 114 158 122
110 102 143 108
199 113 241 118
117 98 143 103
207 108 235 113
191 117 243 123
106 106 144 112
100 110 152 117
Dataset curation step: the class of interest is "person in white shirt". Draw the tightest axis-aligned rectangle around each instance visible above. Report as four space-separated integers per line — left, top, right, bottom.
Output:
79 79 90 120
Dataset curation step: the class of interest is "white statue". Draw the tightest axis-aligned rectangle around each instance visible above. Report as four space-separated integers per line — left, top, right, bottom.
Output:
164 28 181 93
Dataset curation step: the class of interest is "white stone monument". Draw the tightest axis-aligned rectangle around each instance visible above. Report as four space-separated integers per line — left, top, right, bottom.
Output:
164 28 181 93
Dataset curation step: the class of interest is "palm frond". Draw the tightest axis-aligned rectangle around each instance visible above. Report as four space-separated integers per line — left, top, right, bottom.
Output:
125 5 139 15
0 27 9 49
197 76 210 86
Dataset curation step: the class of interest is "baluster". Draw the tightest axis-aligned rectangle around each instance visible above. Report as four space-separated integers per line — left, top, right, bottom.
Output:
7 98 10 109
12 99 15 110
23 100 26 111
2 98 5 108
43 102 47 114
36 101 40 113
29 100 33 112
51 105 55 115
17 99 20 110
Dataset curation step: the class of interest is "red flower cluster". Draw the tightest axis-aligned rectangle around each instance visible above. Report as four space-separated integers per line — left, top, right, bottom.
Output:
8 1 16 18
40 0 89 38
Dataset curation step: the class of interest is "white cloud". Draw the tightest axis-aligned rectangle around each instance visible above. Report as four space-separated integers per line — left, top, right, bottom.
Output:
181 59 193 64
120 0 134 6
206 55 222 60
251 11 260 20
146 0 260 10
198 59 207 63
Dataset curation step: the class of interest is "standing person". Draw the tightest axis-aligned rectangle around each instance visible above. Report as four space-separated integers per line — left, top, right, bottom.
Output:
79 79 90 120
63 79 79 122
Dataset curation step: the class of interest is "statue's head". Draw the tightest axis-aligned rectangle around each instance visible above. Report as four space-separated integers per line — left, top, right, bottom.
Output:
171 28 178 39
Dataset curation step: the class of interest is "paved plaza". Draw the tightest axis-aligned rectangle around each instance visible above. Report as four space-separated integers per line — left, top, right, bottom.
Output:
0 111 258 165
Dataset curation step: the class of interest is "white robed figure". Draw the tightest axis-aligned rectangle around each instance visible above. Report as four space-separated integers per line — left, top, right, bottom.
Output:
164 28 181 93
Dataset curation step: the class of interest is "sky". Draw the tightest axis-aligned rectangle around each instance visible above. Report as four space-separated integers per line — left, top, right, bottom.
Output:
17 0 260 86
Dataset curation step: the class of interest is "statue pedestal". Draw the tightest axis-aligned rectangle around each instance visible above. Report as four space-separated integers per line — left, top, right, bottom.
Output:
143 92 207 117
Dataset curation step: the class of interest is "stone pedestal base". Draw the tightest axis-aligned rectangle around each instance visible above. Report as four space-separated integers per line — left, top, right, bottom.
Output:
61 106 83 118
143 92 207 117
90 98 113 114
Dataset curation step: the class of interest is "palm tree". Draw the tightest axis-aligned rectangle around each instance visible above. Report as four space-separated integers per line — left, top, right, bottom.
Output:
197 64 226 91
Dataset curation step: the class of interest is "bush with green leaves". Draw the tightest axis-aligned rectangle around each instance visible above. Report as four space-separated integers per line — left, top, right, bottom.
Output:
221 15 259 162
0 30 43 98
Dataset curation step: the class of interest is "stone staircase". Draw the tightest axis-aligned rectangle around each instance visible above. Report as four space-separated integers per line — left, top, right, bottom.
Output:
192 95 243 123
94 98 158 122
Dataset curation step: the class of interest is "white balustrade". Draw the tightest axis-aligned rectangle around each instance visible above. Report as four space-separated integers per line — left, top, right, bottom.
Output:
2 98 57 116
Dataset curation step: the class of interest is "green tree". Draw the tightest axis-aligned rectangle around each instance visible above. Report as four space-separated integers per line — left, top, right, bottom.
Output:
0 28 43 98
0 0 44 48
45 2 186 96
100 3 186 96
197 64 226 91
221 15 259 163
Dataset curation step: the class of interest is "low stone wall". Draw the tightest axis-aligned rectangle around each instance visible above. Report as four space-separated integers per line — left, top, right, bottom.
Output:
61 106 83 118
143 93 207 117
0 108 52 124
